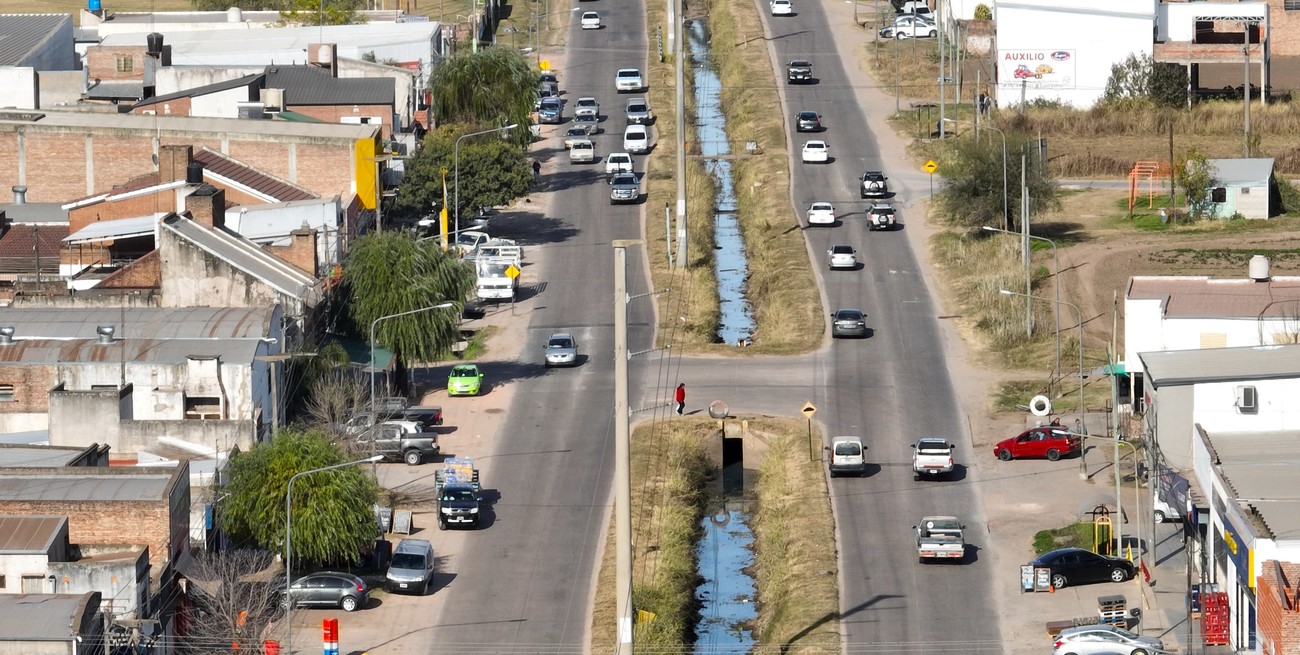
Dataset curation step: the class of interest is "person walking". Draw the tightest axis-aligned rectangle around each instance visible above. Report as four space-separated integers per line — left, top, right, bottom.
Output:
674 383 686 415
532 159 542 183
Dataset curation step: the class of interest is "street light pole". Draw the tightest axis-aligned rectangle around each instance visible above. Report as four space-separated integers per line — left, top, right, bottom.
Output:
984 226 1060 391
284 455 383 655
369 302 458 422
1000 289 1088 477
1064 433 1143 572
946 118 1007 232
454 124 519 240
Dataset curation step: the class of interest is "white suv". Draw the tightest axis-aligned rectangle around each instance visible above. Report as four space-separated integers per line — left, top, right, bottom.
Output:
615 68 644 93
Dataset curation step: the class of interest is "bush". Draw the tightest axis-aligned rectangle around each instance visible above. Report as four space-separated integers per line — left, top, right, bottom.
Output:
973 3 992 20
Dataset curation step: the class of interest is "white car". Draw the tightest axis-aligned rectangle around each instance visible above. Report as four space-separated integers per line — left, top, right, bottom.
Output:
580 11 601 29
827 244 857 269
801 140 829 163
881 14 938 39
1052 624 1164 655
807 201 836 225
605 152 634 174
623 125 650 154
615 68 644 93
770 0 793 15
574 96 600 118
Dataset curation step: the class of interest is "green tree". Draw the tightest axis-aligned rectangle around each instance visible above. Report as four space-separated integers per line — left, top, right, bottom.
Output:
1174 147 1218 220
392 124 532 221
429 47 537 145
278 0 366 26
218 430 378 565
343 230 474 365
937 133 1061 230
1103 53 1186 109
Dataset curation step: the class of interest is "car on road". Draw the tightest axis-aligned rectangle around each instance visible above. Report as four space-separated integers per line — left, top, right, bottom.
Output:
563 126 592 148
539 71 558 86
284 572 370 612
828 435 866 477
623 125 650 154
625 98 654 124
807 201 836 225
572 113 600 134
615 68 645 92
796 111 823 132
574 96 600 118
1153 495 1183 523
1029 548 1137 590
580 11 601 28
605 152 634 174
447 364 485 396
1052 624 1164 655
544 332 579 366
868 203 896 230
860 170 889 198
827 244 857 269
770 0 793 15
994 426 1081 461
609 173 640 204
538 97 563 124
386 538 436 595
911 438 955 480
786 60 813 83
569 139 595 164
801 140 829 163
830 308 867 338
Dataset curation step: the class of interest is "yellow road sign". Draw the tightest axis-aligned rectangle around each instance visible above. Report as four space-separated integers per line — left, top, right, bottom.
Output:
923 159 938 174
540 60 551 71
505 264 521 279
801 402 816 418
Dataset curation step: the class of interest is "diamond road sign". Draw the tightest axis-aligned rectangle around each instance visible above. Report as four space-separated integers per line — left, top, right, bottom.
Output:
505 264 521 279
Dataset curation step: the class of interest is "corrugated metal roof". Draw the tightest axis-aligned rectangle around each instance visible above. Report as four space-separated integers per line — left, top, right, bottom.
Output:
0 14 71 67
0 306 275 340
62 214 161 245
1127 276 1300 318
1207 158 1274 187
1207 431 1300 540
1140 344 1300 387
0 337 261 365
0 594 91 639
133 73 262 109
194 148 317 202
264 65 395 106
161 214 318 301
0 516 67 553
0 470 173 502
0 224 63 275
86 80 146 101
0 445 82 467
0 202 69 225
0 108 379 141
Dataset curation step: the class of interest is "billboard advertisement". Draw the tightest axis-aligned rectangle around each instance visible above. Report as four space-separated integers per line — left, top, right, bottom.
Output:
998 49 1075 90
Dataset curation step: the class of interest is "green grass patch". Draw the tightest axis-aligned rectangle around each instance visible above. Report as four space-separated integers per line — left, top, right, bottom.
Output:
457 325 496 360
993 380 1045 413
1032 522 1098 555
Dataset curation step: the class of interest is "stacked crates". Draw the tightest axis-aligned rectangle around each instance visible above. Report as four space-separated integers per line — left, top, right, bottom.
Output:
1202 591 1229 646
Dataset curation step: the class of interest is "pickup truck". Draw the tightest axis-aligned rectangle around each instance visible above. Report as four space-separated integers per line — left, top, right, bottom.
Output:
915 516 966 563
435 457 482 530
342 398 443 434
787 60 813 84
911 438 954 480
355 421 440 466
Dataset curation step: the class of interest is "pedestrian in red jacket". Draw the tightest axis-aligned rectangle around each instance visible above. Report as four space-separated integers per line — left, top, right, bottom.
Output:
675 383 686 415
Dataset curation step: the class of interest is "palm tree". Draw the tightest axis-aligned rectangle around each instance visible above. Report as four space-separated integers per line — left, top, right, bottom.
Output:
430 47 537 145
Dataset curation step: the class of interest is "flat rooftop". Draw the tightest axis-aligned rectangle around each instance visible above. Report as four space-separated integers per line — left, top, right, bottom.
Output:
0 108 379 141
1128 275 1300 319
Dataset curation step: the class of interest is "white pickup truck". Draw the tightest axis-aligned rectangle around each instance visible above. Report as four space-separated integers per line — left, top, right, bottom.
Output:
914 516 965 563
911 438 955 480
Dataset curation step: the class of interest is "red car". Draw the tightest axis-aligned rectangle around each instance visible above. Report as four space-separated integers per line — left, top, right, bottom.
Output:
993 427 1081 462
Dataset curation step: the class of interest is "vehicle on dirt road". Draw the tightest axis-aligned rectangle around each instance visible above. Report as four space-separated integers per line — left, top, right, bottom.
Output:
994 426 1081 461
1029 547 1136 589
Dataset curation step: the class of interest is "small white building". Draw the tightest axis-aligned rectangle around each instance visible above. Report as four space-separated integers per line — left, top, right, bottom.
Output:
1207 158 1276 220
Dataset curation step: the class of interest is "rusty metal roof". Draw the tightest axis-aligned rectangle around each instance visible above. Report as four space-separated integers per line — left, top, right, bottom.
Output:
0 224 63 275
0 306 275 340
193 147 317 203
0 336 261 365
1127 276 1300 318
0 516 67 553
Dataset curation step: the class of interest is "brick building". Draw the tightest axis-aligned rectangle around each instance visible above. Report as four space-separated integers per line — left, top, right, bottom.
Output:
1258 561 1300 655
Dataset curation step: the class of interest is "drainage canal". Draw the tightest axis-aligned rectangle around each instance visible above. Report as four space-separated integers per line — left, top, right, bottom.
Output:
688 20 756 346
693 427 757 651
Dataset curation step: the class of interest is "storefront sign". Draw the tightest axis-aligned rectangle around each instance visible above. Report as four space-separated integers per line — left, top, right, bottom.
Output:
1219 516 1255 590
997 49 1077 90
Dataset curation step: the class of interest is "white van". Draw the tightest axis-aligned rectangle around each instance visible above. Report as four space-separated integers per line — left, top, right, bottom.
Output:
386 538 436 594
623 125 650 154
828 436 867 477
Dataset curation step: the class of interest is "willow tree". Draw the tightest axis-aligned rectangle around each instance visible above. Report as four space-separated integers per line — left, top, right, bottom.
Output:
429 47 537 147
343 230 475 365
218 430 378 566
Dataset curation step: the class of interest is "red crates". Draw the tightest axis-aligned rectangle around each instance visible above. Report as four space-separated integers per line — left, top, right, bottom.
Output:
1202 592 1229 646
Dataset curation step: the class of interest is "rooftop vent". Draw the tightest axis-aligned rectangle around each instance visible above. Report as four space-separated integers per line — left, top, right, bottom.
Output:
1250 254 1271 282
96 325 116 344
11 185 26 205
0 325 13 345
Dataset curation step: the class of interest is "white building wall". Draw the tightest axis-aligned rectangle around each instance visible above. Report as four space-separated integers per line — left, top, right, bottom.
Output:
1125 311 1300 374
0 554 52 593
1232 185 1271 220
155 66 262 97
1192 378 1300 433
57 361 255 421
1159 2 1268 43
224 198 343 269
187 86 253 119
995 0 1156 108
0 68 39 110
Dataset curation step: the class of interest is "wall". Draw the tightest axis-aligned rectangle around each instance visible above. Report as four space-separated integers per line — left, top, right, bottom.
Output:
1193 378 1300 432
47 548 150 617
0 553 53 592
1257 560 1300 655
1224 183 1272 220
154 66 262 97
1126 311 1300 374
0 363 55 433
0 68 39 110
189 87 255 119
117 420 256 456
158 226 292 309
26 17 76 72
1269 0 1300 57
224 197 343 269
336 58 416 131
1151 384 1196 468
288 104 393 139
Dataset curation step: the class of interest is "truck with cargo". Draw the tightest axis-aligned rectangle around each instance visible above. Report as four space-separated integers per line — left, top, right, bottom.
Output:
435 457 482 530
354 421 440 466
914 516 965 562
476 255 519 301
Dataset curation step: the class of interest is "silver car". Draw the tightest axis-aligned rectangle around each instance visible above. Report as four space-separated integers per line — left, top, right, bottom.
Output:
544 333 579 367
831 308 868 338
827 244 857 270
1052 624 1164 655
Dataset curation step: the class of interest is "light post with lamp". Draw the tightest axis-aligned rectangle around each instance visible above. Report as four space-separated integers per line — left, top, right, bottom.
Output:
984 226 1060 391
369 302 458 422
999 289 1089 478
284 455 383 655
945 118 1007 234
454 124 518 240
1062 431 1148 607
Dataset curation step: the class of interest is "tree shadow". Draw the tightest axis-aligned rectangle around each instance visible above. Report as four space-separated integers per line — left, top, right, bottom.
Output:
1030 220 1092 245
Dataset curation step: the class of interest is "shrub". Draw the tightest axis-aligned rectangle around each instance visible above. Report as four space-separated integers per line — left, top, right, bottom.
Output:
973 3 992 20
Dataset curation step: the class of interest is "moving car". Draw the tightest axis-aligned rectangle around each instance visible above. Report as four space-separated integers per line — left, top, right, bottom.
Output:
544 332 579 366
1029 548 1136 589
538 97 563 124
807 201 836 226
796 111 823 132
580 11 601 28
868 203 896 230
447 364 485 396
625 98 654 124
623 125 650 154
826 244 857 270
828 435 866 477
538 71 558 85
563 126 592 148
770 0 793 15
605 152 634 174
574 96 600 118
609 173 641 204
284 572 370 612
572 113 600 134
615 68 645 92
787 60 813 83
801 140 829 163
1053 624 1164 655
860 170 889 198
569 139 595 164
994 426 1081 461
911 438 955 480
831 308 867 338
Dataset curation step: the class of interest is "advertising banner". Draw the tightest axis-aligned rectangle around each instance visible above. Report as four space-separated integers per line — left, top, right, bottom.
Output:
998 49 1076 90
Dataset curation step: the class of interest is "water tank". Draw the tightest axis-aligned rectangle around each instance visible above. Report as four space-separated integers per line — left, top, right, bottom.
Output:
1250 254 1271 282
227 7 243 22
315 44 334 66
96 325 116 344
146 32 164 56
260 88 285 112
88 0 102 10
186 161 204 185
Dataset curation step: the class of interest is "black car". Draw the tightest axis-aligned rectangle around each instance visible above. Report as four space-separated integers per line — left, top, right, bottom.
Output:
1030 548 1135 589
796 111 823 132
831 309 868 338
284 571 370 612
860 170 889 198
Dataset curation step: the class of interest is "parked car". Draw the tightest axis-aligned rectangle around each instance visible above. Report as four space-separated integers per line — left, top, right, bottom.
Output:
447 364 484 396
1030 547 1137 589
827 244 857 270
580 10 601 28
538 71 558 86
609 173 641 204
828 435 866 477
796 110 823 132
615 68 645 92
770 0 793 15
574 96 600 118
386 539 436 595
831 308 867 338
807 201 836 226
801 140 829 163
284 572 370 612
880 14 937 39
994 426 1081 461
1053 624 1164 655
625 98 655 124
544 332 579 366
1153 495 1183 523
605 152 634 174
860 170 889 198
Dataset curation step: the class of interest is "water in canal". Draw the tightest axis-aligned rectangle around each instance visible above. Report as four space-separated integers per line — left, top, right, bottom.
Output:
688 20 756 345
693 504 757 651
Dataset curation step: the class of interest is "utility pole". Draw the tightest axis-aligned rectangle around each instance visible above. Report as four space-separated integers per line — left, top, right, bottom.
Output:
613 240 638 655
1243 36 1251 157
937 0 945 138
673 0 687 267
1021 153 1031 339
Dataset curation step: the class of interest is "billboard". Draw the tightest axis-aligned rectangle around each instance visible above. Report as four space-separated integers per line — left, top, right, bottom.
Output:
998 49 1075 90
